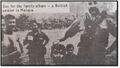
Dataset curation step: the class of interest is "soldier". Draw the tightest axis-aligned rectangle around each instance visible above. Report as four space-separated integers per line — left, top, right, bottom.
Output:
90 8 117 65
1 14 23 65
59 7 116 65
24 20 49 65
77 7 103 65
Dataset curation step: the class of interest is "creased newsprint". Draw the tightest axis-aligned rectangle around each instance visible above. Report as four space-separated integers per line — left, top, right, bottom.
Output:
1 1 117 66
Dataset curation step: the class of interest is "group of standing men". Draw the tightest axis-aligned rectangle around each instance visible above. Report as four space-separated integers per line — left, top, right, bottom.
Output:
1 6 117 65
1 15 49 65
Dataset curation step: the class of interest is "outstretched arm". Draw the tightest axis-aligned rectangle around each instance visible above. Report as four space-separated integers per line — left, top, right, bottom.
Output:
59 13 89 42
59 19 82 42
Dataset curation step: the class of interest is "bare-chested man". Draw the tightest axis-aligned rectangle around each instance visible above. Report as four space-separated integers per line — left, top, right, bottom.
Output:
1 14 23 65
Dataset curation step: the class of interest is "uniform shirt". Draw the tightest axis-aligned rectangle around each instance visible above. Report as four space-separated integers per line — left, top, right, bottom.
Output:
24 30 49 54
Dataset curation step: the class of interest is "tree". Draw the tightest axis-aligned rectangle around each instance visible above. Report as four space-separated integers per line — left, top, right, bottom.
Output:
16 14 30 31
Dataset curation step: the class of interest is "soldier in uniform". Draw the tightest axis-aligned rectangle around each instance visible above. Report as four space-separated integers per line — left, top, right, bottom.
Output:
24 20 49 65
59 7 116 65
90 8 117 65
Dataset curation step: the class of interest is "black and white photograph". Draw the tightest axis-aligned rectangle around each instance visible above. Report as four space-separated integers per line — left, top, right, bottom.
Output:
1 1 118 66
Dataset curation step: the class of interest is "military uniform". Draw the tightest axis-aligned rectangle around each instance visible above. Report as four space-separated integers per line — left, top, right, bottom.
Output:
24 30 49 65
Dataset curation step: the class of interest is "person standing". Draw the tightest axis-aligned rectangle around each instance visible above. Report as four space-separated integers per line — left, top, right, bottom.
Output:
24 20 49 65
59 7 116 65
1 14 23 65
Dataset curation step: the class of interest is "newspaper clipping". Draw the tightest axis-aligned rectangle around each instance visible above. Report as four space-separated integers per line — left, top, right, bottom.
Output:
1 2 117 65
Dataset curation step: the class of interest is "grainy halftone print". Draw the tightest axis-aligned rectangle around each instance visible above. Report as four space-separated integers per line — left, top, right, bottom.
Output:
1 1 117 66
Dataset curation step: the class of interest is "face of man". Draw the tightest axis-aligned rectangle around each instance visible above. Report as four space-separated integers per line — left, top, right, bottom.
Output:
6 19 16 31
32 23 38 32
90 11 98 17
89 7 100 18
33 23 38 29
67 47 74 54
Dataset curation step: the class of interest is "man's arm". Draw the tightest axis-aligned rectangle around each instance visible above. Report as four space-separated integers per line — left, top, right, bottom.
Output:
107 19 117 37
59 19 81 42
23 32 33 45
17 38 23 53
23 35 29 45
106 19 117 53
59 13 88 42
43 32 49 46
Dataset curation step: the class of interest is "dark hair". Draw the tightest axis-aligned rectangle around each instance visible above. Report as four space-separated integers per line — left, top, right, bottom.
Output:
30 20 43 29
89 7 100 15
4 14 15 21
66 44 74 50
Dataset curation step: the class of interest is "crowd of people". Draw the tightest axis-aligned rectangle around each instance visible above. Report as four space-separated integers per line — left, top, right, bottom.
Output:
1 5 117 65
